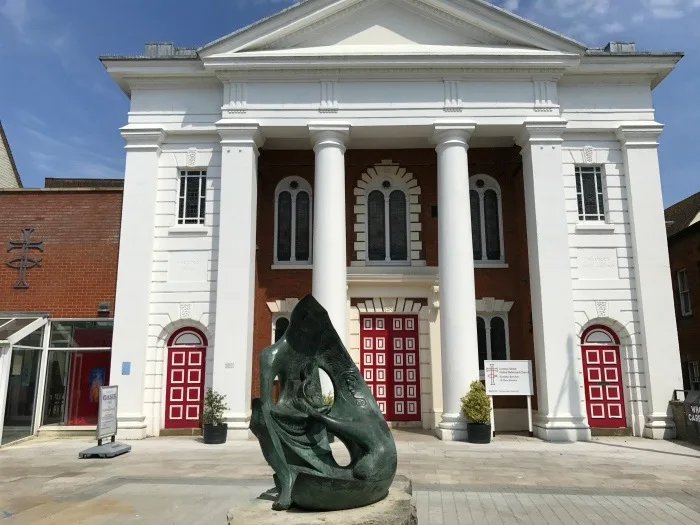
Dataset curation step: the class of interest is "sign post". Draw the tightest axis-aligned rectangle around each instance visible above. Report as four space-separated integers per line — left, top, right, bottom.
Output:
79 385 131 459
484 360 534 437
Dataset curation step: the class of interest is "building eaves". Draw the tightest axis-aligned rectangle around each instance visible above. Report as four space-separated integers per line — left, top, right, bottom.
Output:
0 121 22 188
665 190 700 238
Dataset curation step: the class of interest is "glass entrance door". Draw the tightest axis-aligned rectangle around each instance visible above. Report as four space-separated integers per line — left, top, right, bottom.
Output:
2 348 41 445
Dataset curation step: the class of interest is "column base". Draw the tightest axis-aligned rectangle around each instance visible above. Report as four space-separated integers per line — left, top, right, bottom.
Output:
117 415 148 440
643 414 676 440
225 413 254 441
436 413 468 442
532 414 590 442
435 427 469 441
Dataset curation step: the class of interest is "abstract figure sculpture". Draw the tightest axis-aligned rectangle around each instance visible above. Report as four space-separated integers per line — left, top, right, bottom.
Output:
250 295 397 511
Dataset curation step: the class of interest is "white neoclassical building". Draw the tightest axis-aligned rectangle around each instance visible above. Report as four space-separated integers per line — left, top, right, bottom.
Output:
102 0 684 442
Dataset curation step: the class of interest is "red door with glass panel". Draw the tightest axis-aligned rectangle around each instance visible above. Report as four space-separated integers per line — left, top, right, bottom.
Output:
581 325 626 428
360 314 420 421
165 329 207 429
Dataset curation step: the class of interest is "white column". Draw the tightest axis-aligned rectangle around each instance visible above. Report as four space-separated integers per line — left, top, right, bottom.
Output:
433 122 479 441
617 123 683 439
110 126 165 439
309 123 350 397
517 119 589 442
308 123 350 345
213 121 264 440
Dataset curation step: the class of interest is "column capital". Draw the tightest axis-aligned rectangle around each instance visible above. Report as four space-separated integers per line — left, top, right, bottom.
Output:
515 118 567 149
432 120 476 150
120 125 166 152
616 122 664 148
308 122 351 152
215 121 265 151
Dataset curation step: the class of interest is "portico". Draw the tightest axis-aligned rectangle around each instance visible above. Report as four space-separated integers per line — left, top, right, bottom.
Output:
102 0 683 442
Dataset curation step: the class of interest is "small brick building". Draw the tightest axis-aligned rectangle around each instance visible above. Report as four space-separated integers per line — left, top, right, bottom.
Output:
0 178 123 445
666 191 700 391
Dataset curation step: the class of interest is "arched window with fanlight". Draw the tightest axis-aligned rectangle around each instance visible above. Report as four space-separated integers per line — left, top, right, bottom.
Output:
470 175 504 264
475 314 510 374
367 180 409 264
274 177 312 265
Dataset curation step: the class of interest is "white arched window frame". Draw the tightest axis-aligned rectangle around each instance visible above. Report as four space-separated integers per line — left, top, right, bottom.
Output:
365 179 411 266
584 328 616 344
473 297 513 378
273 176 312 266
353 160 424 267
469 174 505 265
271 314 290 344
171 331 204 346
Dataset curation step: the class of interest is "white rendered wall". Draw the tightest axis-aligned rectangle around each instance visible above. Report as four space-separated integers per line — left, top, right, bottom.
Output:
562 138 647 437
147 138 220 436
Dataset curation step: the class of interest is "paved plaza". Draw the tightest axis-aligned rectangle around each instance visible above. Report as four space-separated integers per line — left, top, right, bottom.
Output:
1 431 700 524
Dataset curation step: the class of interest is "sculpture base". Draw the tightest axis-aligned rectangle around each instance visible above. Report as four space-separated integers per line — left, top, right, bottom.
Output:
227 476 416 525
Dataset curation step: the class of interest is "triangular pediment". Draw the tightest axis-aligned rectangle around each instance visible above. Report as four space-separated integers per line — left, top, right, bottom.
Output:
283 2 514 49
200 0 586 57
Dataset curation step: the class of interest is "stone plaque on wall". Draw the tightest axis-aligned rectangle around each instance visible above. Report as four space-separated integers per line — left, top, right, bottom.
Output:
167 251 208 283
578 248 619 280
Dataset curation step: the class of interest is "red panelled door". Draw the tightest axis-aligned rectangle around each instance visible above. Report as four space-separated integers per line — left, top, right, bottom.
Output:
165 347 206 429
360 314 421 422
581 326 626 428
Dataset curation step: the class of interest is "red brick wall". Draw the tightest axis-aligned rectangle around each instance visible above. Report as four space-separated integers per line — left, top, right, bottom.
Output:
668 225 700 386
252 149 535 410
0 190 123 318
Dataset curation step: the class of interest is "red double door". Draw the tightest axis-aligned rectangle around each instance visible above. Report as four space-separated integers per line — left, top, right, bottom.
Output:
164 347 206 429
581 344 626 428
360 314 421 421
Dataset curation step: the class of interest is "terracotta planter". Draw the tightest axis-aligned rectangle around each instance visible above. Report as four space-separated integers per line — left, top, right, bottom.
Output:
467 422 491 444
202 423 228 444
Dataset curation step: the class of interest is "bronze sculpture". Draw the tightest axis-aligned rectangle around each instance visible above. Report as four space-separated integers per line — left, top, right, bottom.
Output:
250 295 397 511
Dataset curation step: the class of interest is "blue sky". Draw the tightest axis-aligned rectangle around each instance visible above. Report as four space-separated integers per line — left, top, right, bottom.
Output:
1 0 698 205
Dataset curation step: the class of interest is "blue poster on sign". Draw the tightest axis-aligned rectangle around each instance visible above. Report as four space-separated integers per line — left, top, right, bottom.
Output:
121 362 131 375
88 368 105 403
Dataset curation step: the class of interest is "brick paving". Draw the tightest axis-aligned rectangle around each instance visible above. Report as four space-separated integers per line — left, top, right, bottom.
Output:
1 431 700 524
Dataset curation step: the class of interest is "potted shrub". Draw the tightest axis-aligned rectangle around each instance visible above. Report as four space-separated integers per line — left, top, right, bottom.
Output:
202 389 228 444
460 380 492 444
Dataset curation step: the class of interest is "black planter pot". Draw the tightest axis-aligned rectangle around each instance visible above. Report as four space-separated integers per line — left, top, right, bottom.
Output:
467 422 492 444
202 423 228 444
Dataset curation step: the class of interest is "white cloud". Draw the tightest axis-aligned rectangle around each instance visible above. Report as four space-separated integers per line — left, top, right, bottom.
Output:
0 0 29 32
23 123 124 181
602 22 625 33
499 0 520 10
487 0 700 45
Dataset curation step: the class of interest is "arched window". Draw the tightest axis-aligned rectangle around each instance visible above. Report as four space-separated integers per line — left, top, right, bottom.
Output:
582 325 619 345
475 314 510 371
470 175 504 263
168 328 207 347
274 177 312 265
274 316 290 342
367 182 409 264
353 161 422 266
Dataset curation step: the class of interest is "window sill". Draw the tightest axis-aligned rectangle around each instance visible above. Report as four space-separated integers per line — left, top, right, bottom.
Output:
474 262 509 269
575 223 616 233
168 225 209 235
271 264 312 270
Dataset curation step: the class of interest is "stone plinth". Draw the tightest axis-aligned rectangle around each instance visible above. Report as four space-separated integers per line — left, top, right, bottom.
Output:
227 476 416 525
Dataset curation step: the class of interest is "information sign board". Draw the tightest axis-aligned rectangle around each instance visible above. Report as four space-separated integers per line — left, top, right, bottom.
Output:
484 360 533 396
96 385 118 441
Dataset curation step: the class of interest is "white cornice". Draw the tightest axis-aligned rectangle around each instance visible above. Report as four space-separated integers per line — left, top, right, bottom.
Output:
202 53 580 76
